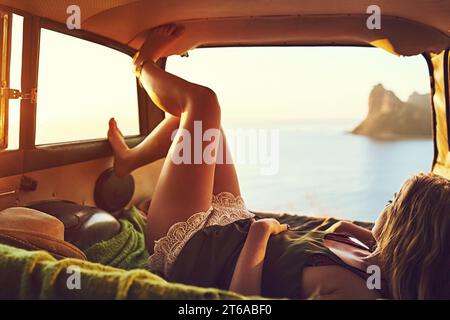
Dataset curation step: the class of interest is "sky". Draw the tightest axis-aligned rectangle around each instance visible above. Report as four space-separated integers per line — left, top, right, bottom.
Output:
167 47 430 125
6 14 431 148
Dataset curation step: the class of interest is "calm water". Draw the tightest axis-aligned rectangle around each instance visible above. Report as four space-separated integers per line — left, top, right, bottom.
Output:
229 120 433 222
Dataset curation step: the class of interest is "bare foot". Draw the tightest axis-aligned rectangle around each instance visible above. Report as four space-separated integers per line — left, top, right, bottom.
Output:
108 118 131 177
139 24 185 63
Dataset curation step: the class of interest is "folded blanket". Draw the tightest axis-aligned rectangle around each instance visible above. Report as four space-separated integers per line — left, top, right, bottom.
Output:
0 242 246 299
84 207 149 270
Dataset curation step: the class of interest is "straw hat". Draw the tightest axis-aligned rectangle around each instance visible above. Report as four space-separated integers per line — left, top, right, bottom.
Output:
0 207 86 260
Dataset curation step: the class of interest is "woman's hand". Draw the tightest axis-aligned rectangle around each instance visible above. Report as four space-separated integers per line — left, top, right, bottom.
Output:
251 218 289 236
229 218 288 296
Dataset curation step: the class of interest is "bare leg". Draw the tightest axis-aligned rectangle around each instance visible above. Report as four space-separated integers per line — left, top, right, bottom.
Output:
109 116 241 196
108 24 240 197
119 25 230 248
148 103 220 246
137 24 211 117
108 115 180 177
213 129 240 196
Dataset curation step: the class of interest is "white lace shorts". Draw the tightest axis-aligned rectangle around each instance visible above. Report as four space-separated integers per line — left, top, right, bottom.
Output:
147 192 254 277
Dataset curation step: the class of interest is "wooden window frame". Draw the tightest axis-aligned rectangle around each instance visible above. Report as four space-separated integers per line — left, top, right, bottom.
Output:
0 4 164 176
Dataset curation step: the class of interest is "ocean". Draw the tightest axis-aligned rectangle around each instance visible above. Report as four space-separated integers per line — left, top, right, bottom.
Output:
228 119 433 223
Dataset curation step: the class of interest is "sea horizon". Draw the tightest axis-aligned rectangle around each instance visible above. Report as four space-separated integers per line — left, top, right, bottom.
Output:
228 119 433 222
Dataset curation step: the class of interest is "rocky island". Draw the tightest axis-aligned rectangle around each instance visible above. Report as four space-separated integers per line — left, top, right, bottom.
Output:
352 84 432 140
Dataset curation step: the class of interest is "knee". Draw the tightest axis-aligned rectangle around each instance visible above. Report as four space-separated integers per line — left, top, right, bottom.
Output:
188 86 221 122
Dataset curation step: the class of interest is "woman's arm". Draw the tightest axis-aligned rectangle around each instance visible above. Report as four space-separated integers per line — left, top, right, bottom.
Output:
327 221 375 248
229 219 288 296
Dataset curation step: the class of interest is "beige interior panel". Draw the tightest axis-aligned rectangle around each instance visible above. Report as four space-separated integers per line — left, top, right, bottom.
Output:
129 15 448 57
0 174 21 210
0 157 164 211
1 0 449 56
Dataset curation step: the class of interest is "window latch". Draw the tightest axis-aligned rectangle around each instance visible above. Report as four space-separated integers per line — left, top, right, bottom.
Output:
0 87 37 104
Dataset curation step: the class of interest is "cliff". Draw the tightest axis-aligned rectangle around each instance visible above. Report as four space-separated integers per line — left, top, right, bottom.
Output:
351 84 432 140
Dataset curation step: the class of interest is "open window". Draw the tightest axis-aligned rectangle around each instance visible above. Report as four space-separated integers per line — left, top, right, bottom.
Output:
0 9 166 212
35 28 140 145
167 47 432 221
0 12 165 181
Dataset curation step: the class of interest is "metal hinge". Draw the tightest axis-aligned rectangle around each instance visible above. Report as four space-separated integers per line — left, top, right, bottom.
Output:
0 87 37 103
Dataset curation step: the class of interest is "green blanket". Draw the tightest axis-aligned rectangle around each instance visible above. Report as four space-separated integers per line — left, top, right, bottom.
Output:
0 207 246 300
0 243 247 299
84 207 150 270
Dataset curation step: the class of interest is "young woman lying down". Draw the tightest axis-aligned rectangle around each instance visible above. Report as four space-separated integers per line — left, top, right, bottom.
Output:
107 25 450 300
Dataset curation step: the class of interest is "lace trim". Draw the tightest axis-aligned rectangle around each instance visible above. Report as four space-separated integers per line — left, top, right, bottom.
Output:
148 192 254 277
148 206 213 277
212 191 246 209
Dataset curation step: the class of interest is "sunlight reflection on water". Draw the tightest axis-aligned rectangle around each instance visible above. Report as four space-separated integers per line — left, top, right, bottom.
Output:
231 120 432 222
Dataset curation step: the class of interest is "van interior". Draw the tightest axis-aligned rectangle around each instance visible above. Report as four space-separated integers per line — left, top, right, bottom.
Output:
0 0 449 300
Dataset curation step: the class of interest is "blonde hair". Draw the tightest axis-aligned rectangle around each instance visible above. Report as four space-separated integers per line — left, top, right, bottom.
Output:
374 172 450 299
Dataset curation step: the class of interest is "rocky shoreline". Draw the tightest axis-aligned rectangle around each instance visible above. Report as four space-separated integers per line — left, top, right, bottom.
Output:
352 84 432 140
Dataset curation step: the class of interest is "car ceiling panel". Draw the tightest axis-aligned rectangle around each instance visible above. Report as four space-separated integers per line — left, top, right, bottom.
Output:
1 0 449 55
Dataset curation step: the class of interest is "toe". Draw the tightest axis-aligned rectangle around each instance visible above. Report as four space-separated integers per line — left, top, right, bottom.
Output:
108 118 116 129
